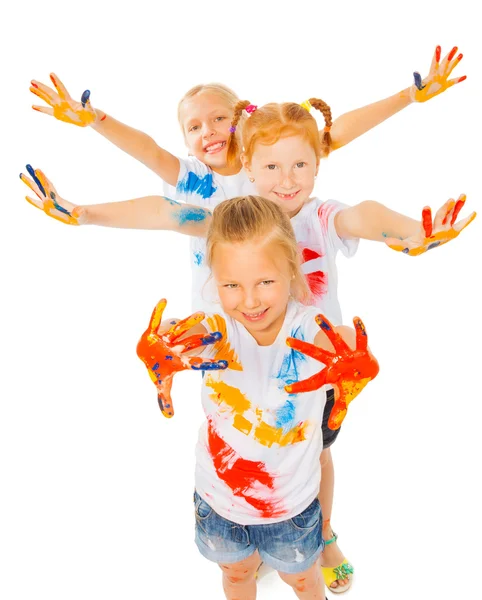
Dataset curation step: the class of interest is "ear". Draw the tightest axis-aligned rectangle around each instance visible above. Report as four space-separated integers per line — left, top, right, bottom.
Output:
241 152 252 175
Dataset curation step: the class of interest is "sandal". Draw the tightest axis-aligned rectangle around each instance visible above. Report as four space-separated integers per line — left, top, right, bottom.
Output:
322 532 354 594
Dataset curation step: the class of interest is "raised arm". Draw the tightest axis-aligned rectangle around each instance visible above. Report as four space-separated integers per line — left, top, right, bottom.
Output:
328 45 466 151
30 73 180 186
20 165 211 237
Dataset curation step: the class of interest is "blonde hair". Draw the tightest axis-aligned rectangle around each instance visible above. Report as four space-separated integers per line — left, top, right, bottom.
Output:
227 98 333 166
206 195 312 304
177 83 245 133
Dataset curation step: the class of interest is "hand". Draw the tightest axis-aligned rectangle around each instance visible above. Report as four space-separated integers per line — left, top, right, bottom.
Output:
137 298 228 418
30 73 97 127
410 45 466 103
19 164 85 225
285 315 379 430
384 195 476 256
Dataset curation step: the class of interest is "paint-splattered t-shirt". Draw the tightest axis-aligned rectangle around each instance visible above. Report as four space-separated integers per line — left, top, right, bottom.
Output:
195 301 329 526
163 157 256 311
291 197 359 325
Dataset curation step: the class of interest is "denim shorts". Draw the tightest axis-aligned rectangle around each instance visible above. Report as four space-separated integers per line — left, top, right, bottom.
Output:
322 388 341 449
194 491 324 574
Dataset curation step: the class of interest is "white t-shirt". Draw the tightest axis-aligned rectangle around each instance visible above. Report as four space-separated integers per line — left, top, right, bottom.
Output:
164 157 358 324
195 301 328 525
164 157 256 310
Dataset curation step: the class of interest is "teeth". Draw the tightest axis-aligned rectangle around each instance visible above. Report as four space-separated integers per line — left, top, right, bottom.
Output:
205 141 225 152
276 192 297 198
244 311 265 317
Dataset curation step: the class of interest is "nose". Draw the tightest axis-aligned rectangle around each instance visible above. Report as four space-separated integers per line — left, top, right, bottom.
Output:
242 288 260 310
279 170 296 189
202 123 216 139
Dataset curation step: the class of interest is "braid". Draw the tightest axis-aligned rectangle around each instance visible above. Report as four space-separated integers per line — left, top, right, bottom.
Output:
308 97 333 156
226 100 251 166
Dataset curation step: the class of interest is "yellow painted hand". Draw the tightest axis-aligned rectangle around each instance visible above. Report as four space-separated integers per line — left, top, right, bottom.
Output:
385 195 476 256
30 73 96 127
411 45 466 103
19 165 85 225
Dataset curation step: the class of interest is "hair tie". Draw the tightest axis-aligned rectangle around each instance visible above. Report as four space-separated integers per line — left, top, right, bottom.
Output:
229 126 236 133
323 125 331 132
245 104 258 114
300 100 312 112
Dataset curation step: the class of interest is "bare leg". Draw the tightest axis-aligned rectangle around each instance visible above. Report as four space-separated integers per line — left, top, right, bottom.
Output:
219 551 261 600
318 448 350 590
278 556 326 599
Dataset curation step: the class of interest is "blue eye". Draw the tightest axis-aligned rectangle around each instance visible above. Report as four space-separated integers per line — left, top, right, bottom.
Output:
189 125 199 132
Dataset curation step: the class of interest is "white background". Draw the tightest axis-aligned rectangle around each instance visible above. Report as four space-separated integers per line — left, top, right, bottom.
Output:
1 1 481 599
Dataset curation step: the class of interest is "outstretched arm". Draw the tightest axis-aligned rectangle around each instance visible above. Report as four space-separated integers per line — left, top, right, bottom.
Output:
20 165 211 236
30 73 180 186
328 45 466 151
334 195 476 255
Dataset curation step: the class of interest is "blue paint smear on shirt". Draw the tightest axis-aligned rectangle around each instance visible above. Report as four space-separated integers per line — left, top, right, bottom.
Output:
274 325 307 431
176 171 217 199
193 250 204 266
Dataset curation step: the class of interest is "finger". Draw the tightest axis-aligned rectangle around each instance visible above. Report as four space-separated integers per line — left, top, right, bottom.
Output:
30 79 60 101
453 211 476 233
445 75 467 89
442 200 456 226
165 312 205 342
354 317 368 351
25 195 44 210
34 169 52 198
434 198 455 230
450 194 466 225
442 46 458 75
428 45 441 76
29 85 54 107
26 165 46 197
286 337 333 364
413 72 424 91
157 379 174 418
80 90 91 108
285 370 327 395
327 400 347 431
32 105 55 117
49 190 73 217
19 172 44 199
421 206 433 237
315 314 350 353
148 299 167 334
190 358 229 370
446 52 464 78
180 331 222 352
49 73 70 100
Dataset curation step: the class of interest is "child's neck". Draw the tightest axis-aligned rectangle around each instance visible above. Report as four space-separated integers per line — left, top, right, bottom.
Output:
211 160 243 177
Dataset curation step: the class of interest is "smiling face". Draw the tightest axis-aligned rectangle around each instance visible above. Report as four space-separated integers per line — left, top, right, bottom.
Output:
211 238 292 346
179 92 240 176
242 134 319 218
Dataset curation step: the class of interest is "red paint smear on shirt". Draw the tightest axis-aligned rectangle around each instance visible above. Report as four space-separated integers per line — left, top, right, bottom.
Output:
207 419 286 518
301 247 322 262
318 203 337 232
306 270 327 298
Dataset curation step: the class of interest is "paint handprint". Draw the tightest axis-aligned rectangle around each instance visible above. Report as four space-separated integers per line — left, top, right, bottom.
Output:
19 164 83 225
385 195 476 256
285 315 379 430
30 73 97 127
137 298 228 418
411 45 466 103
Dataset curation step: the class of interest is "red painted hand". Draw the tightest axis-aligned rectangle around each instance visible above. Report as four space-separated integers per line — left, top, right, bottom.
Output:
285 315 379 430
137 299 228 418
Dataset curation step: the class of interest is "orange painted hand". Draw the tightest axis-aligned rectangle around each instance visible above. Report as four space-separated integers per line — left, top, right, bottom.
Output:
137 299 228 418
285 315 379 430
411 45 466 103
19 164 85 225
30 73 96 127
384 195 476 256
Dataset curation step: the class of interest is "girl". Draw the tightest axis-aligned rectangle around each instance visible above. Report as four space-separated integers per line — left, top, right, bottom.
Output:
136 195 380 600
20 96 475 593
